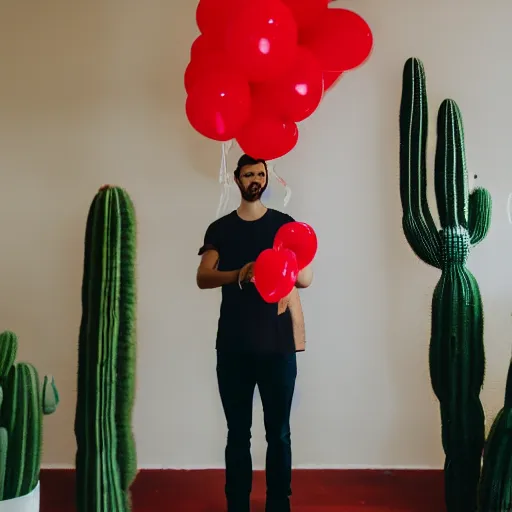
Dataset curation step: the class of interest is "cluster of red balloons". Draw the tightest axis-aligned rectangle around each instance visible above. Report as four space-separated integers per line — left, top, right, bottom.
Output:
185 0 373 160
253 222 317 303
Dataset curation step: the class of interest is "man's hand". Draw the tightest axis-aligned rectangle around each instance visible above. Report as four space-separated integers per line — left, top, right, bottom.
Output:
238 262 255 286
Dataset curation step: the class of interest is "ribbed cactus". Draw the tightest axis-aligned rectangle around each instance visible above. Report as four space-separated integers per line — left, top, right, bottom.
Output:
399 57 492 512
0 330 59 501
478 358 512 510
74 185 137 512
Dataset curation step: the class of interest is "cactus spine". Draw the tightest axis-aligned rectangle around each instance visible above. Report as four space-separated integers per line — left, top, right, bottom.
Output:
0 330 59 501
74 185 137 512
399 57 492 512
478 358 512 510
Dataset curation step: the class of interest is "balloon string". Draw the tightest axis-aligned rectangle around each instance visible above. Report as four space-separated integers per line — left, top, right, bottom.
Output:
215 140 233 219
272 166 292 208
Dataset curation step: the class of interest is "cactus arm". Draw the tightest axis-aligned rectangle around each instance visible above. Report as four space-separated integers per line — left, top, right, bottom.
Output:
42 375 59 415
21 363 43 495
434 99 469 229
0 331 18 379
3 365 26 499
115 189 137 494
0 427 7 500
399 57 441 268
468 187 492 246
74 192 98 509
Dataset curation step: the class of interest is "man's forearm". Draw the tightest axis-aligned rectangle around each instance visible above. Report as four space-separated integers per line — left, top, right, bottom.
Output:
287 288 306 351
196 268 239 289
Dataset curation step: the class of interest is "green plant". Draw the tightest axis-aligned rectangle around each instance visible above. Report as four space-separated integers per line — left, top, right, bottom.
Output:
399 57 492 511
478 358 512 510
74 185 137 512
0 330 59 500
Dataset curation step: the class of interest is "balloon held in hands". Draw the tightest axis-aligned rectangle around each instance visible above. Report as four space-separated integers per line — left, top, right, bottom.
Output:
254 248 299 303
253 222 317 302
274 222 317 269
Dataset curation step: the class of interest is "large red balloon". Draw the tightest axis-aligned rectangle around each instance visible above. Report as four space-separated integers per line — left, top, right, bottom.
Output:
190 34 223 62
274 222 317 270
301 9 373 72
186 69 251 141
252 46 324 122
323 70 343 91
184 50 233 94
196 0 239 41
281 0 328 31
254 248 298 303
225 0 299 81
236 113 298 160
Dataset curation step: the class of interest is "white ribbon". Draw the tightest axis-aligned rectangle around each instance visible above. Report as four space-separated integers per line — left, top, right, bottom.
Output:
215 140 234 219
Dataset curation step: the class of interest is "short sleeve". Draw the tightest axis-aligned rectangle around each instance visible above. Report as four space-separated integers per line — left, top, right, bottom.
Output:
198 221 221 256
278 213 295 227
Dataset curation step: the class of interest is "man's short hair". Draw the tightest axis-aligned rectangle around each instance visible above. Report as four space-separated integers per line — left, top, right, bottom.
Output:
234 154 267 179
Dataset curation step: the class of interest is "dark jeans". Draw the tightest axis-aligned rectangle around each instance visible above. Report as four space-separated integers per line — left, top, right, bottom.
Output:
216 350 297 512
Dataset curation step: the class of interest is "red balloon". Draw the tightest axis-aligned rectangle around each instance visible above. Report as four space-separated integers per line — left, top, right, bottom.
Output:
252 46 324 122
236 113 298 160
186 69 252 141
323 70 343 91
225 0 299 81
254 248 298 303
274 222 317 270
196 0 239 40
301 9 373 72
190 34 223 61
184 50 233 94
281 0 328 31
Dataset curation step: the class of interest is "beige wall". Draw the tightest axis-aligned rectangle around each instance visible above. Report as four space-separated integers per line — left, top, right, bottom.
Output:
1 0 511 469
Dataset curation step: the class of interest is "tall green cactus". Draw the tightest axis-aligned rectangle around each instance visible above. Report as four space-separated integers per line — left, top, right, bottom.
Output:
0 330 59 501
399 57 492 512
478 357 512 510
74 185 137 512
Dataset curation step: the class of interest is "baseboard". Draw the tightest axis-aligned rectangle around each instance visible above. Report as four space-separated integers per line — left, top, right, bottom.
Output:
41 463 442 470
39 468 445 510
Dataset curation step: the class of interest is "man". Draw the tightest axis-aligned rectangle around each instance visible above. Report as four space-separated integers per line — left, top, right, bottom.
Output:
196 154 313 512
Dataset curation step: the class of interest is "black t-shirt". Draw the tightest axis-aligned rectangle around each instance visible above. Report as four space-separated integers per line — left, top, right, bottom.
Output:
198 208 296 353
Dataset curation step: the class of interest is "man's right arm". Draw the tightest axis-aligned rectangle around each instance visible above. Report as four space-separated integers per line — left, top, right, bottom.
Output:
196 250 240 289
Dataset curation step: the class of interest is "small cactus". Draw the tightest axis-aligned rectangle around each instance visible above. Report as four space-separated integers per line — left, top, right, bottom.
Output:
0 330 59 501
74 185 137 512
399 57 492 512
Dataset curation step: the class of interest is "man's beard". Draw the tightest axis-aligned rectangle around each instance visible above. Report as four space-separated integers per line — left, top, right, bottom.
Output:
240 181 267 202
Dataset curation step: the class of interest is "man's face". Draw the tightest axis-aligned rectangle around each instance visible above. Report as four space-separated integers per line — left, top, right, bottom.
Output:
236 162 267 202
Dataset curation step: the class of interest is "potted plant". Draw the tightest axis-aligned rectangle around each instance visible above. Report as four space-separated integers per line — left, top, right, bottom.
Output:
0 330 59 511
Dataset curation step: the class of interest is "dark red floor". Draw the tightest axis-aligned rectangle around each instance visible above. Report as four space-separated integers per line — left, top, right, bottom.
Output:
40 469 445 511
